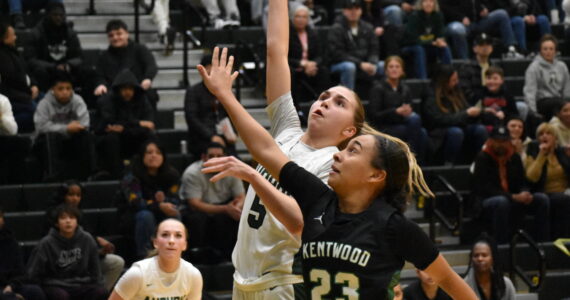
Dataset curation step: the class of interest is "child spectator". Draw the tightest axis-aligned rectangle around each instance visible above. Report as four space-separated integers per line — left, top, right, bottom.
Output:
524 34 570 121
423 65 487 164
0 22 39 133
471 66 519 132
33 72 94 181
118 140 180 259
95 69 155 179
180 143 244 260
46 181 125 292
400 0 452 79
27 204 108 300
0 208 47 300
549 101 570 147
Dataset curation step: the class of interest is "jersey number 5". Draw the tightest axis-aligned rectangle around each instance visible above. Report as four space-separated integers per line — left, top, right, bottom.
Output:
247 196 266 229
310 269 359 300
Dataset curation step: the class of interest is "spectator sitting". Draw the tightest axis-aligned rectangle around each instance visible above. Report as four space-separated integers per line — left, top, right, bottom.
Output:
471 66 519 132
524 123 570 239
0 21 39 132
94 20 159 109
400 0 452 79
33 73 94 181
328 0 384 92
458 34 496 104
26 2 83 93
45 181 125 292
523 34 570 122
288 4 330 107
423 65 487 165
464 235 516 300
508 116 532 161
550 101 570 147
201 0 240 29
118 140 180 259
0 207 47 300
472 125 549 243
403 269 451 300
369 56 428 163
95 69 155 179
6 0 63 29
439 0 522 59
27 204 108 300
184 55 237 158
180 143 245 260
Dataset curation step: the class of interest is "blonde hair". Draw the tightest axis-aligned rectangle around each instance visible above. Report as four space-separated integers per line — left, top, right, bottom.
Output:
338 86 366 150
536 122 557 142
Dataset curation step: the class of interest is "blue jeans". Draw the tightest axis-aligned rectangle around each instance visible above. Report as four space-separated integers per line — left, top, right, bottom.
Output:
516 101 529 121
330 61 384 90
446 9 516 56
382 113 429 163
482 193 550 243
135 210 156 258
400 44 452 79
511 15 551 51
383 5 403 26
8 0 62 14
444 124 487 164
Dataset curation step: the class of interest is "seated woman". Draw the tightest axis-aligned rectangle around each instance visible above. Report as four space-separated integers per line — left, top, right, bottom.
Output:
549 100 570 147
507 116 532 162
400 0 452 79
369 56 428 163
46 181 125 292
288 4 329 105
118 140 181 259
423 65 487 164
196 45 478 300
464 235 516 300
525 123 570 239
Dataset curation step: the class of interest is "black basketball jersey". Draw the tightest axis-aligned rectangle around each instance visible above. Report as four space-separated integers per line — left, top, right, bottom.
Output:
280 162 439 300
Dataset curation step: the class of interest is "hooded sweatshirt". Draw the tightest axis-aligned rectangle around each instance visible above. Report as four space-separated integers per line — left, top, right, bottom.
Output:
96 69 154 134
33 91 89 136
27 227 102 288
523 55 570 113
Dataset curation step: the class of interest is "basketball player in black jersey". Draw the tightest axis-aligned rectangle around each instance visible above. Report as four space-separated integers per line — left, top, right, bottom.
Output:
196 44 477 299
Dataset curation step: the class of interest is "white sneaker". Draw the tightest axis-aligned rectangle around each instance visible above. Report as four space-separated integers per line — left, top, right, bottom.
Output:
504 46 525 59
213 18 225 30
551 9 560 25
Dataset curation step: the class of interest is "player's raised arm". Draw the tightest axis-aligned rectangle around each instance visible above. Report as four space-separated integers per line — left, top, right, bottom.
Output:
266 0 291 104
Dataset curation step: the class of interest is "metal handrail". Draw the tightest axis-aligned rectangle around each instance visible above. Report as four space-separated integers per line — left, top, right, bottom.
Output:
428 175 464 241
133 0 156 43
88 0 96 15
509 230 547 292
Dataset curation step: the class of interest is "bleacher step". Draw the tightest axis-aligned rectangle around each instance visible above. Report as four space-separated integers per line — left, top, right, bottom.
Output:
68 15 155 33
66 0 134 15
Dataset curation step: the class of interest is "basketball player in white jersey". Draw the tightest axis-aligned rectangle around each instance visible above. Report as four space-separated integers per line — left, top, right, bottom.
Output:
108 219 202 300
199 0 371 298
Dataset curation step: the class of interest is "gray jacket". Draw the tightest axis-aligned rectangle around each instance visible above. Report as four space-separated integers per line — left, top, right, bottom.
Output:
464 268 516 300
523 54 570 113
33 91 89 136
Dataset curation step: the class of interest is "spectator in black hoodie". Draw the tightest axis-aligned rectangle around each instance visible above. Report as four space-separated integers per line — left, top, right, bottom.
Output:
328 0 383 92
26 3 83 92
0 208 46 300
96 69 155 179
0 21 39 133
26 204 107 300
93 20 159 109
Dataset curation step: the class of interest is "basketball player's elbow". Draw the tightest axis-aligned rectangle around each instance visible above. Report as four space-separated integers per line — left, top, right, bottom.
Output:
285 219 304 236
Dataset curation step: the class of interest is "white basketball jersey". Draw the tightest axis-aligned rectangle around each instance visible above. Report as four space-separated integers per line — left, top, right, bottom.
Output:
115 257 202 300
232 93 337 289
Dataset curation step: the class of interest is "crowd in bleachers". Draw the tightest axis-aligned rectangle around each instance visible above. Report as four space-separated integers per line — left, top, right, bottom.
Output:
2 0 570 299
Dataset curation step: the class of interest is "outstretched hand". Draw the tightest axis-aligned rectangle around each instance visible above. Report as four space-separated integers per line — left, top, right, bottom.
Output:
197 47 239 99
202 156 256 183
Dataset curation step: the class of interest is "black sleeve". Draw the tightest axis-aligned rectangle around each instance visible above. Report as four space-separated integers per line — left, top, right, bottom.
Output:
387 214 439 270
138 45 158 80
184 85 216 140
279 161 332 211
65 31 83 69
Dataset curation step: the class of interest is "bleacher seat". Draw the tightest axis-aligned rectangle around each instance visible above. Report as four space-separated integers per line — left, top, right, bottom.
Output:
156 109 175 129
83 181 120 209
0 185 24 212
157 129 188 154
504 77 525 97
22 183 61 211
4 212 47 241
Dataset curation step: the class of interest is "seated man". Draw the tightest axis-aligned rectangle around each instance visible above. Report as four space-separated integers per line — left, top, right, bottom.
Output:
94 19 159 109
180 143 244 260
95 69 155 179
0 22 39 132
404 269 451 300
33 72 94 181
328 0 383 91
27 2 83 92
472 125 550 243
